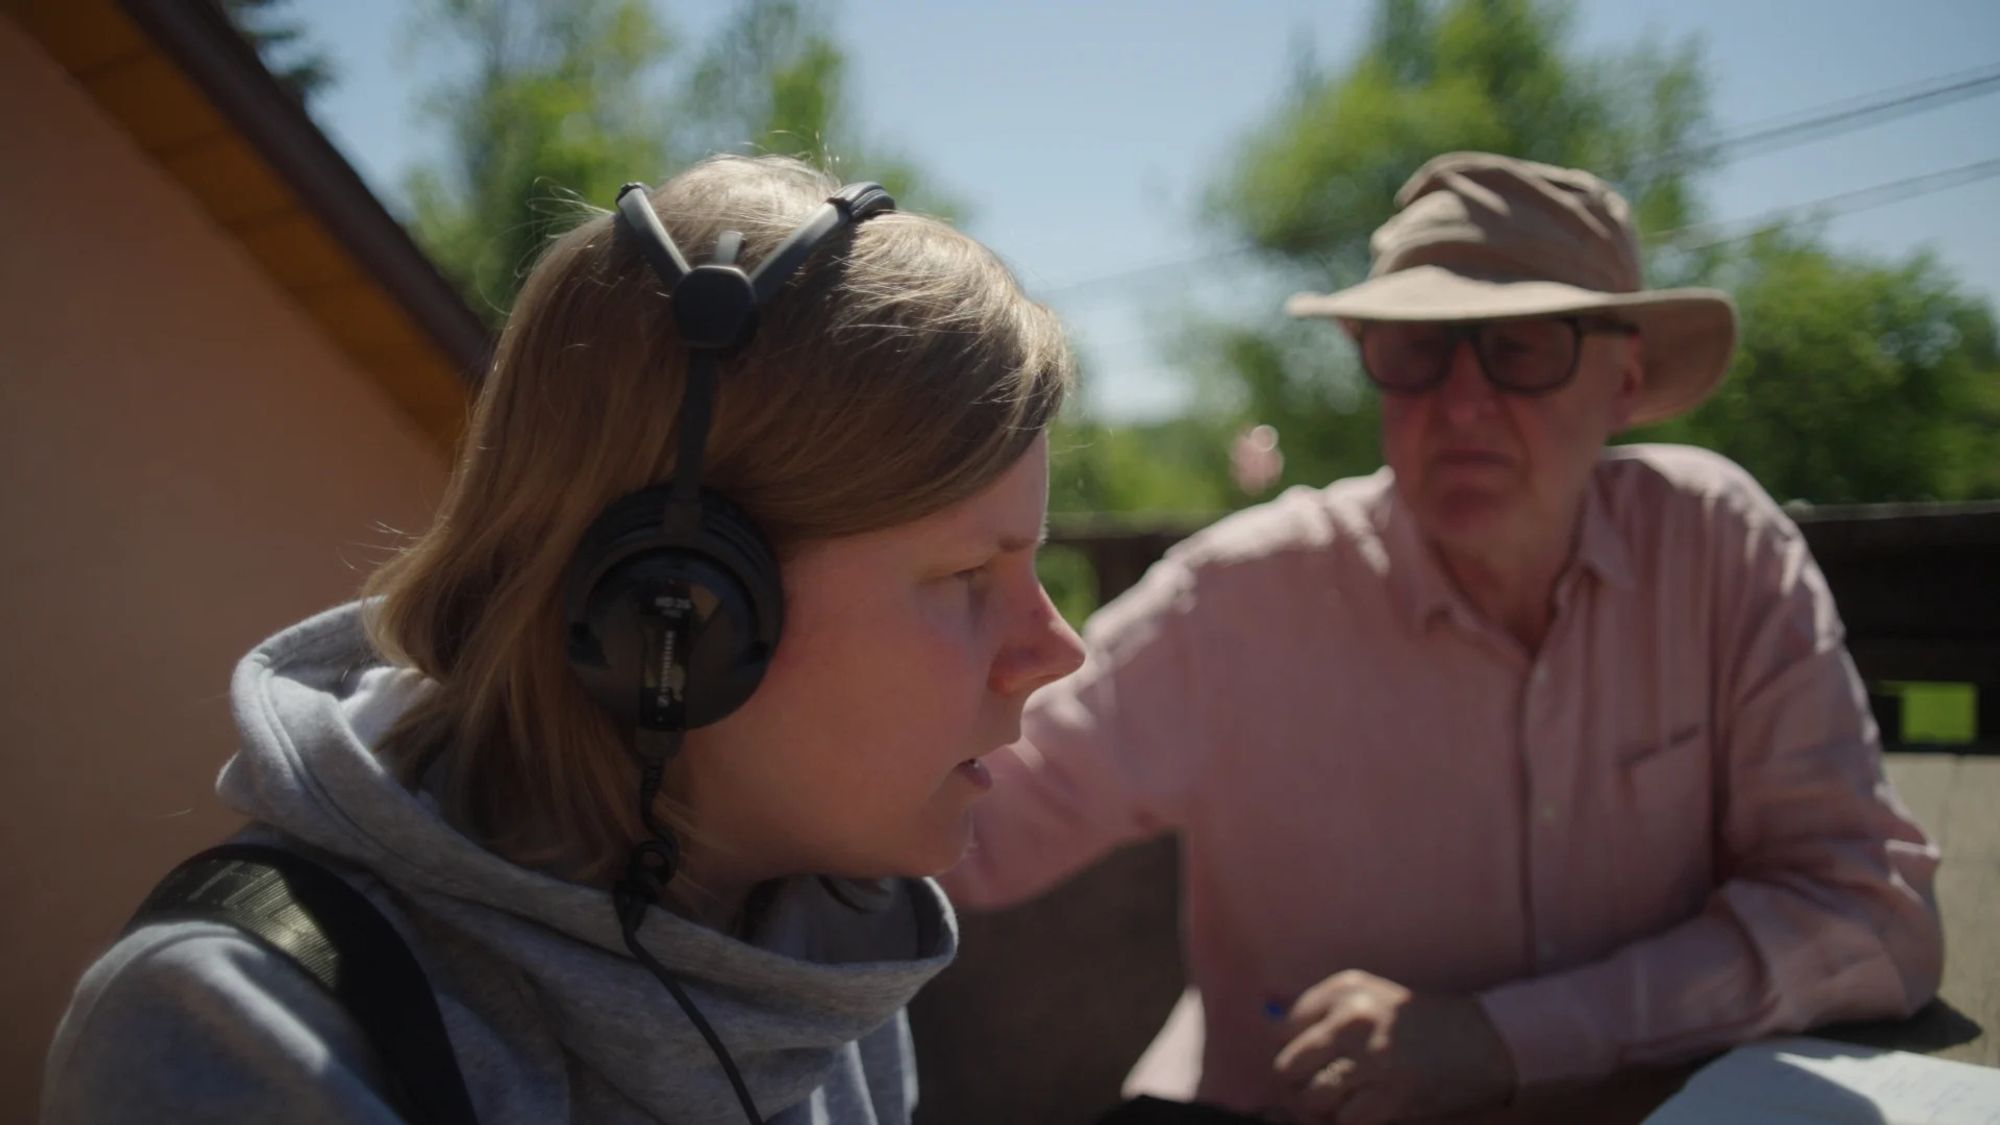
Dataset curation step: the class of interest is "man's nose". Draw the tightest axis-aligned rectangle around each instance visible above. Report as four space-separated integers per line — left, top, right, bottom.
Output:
1431 338 1499 422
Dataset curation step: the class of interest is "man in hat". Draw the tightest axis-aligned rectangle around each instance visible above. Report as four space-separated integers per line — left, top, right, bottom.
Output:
945 153 1941 1122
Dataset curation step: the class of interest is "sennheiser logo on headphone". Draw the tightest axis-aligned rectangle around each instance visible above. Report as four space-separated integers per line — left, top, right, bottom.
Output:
639 592 695 728
652 592 693 705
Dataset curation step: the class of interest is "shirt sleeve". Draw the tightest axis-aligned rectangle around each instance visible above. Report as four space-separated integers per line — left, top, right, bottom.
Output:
943 552 1211 909
43 922 411 1124
1478 488 1944 1086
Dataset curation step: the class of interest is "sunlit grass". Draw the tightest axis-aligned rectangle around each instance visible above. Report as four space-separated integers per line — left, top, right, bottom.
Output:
1886 681 1979 745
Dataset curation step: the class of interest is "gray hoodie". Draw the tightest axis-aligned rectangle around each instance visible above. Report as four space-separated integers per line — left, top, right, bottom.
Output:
43 602 958 1124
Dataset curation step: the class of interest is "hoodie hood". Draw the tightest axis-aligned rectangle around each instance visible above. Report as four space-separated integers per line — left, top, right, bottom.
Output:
217 601 957 1123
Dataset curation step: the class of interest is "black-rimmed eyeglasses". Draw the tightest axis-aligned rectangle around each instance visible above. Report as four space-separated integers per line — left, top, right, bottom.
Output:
1357 316 1639 396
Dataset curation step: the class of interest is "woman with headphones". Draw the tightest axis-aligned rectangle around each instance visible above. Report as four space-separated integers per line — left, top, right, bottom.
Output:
45 154 1086 1124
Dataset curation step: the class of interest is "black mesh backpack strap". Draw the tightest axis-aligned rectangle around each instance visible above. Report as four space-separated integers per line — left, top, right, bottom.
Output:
128 843 480 1125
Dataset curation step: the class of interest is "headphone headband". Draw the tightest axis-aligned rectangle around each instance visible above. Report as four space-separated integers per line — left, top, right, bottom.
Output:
615 179 895 351
615 179 894 517
564 177 899 707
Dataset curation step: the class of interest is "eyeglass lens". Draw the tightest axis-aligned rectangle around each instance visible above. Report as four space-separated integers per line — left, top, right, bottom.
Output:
1361 319 1581 394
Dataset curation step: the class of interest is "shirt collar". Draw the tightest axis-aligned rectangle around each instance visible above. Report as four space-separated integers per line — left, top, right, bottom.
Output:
1374 463 1636 634
1571 470 1635 593
1374 475 1463 631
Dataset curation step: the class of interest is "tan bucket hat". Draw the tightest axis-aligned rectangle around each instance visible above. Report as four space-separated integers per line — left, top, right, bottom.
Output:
1285 151 1737 426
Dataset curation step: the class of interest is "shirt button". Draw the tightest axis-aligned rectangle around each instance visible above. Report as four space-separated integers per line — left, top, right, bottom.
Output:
1530 666 1548 687
1539 939 1559 960
1537 802 1559 825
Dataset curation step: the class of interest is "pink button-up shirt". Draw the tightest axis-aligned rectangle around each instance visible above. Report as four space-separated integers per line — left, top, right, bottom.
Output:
946 444 1941 1110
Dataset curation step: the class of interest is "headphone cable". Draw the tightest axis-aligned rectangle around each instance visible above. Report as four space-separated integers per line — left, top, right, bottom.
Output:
614 727 766 1125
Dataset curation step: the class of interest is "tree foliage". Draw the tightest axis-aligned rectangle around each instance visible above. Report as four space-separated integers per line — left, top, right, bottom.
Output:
677 0 950 211
403 0 667 318
403 0 955 319
1213 0 1711 276
221 0 336 103
1640 231 2000 503
1048 416 1238 517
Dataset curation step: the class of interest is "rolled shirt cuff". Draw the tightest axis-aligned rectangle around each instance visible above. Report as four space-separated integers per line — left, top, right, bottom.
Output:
1477 976 1618 1088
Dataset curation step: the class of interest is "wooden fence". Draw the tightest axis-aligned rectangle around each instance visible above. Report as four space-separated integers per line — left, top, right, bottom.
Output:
1041 501 2000 749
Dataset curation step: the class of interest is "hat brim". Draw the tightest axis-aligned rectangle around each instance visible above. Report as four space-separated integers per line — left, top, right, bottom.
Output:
1285 266 1737 426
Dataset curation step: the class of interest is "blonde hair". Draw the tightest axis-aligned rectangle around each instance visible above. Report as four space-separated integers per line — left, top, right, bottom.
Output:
362 155 1072 881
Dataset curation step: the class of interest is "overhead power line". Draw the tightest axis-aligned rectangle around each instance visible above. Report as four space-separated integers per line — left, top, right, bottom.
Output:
1638 62 2000 174
1064 157 2000 367
1653 157 2000 250
1036 62 2000 305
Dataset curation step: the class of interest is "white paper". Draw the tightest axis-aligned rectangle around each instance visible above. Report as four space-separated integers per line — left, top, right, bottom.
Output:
1643 1037 2000 1124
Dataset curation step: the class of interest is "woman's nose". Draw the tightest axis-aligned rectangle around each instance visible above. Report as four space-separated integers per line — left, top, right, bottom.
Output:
991 584 1087 698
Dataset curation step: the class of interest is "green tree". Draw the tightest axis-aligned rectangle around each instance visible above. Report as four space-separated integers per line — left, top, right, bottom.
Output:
1214 0 1710 273
1048 415 1238 517
679 0 958 217
1640 229 2000 503
404 0 675 317
221 0 336 103
404 0 955 319
1039 413 1242 627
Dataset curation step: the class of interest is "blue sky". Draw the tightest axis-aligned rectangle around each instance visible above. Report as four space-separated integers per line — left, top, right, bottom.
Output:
297 0 2000 421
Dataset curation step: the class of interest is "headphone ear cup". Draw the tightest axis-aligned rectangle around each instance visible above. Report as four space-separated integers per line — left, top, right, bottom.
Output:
563 487 784 731
576 551 766 730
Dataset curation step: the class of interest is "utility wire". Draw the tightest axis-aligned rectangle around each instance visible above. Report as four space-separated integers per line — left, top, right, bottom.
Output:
1653 157 2000 250
1071 157 2000 367
1035 63 2000 305
1636 61 2000 174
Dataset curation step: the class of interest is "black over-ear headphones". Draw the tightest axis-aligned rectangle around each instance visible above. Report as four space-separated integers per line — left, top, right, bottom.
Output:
563 179 895 735
568 177 895 1125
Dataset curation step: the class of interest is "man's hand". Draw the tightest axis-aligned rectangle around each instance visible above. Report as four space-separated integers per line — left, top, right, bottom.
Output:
1269 970 1515 1124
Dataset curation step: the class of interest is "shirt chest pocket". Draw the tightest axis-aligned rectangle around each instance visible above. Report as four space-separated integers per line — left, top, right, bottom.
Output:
1618 722 1714 856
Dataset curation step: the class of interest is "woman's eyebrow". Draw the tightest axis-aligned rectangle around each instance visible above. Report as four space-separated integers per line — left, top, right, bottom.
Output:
994 524 1049 553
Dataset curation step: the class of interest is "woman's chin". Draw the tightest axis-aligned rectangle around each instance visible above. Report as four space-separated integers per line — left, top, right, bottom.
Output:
907 814 979 879
821 821 975 883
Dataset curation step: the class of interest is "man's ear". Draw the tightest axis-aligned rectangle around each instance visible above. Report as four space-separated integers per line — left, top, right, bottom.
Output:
1607 334 1645 431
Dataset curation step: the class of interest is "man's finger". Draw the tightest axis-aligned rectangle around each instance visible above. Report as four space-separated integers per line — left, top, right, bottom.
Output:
1272 1019 1338 1079
1279 997 1326 1039
1275 1010 1379 1085
1280 972 1373 1037
1293 1057 1363 1122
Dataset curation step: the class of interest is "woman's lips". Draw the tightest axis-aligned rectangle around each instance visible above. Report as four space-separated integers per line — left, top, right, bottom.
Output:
954 758 994 791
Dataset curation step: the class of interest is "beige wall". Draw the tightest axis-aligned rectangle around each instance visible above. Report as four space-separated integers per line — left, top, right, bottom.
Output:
0 19 450 1115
